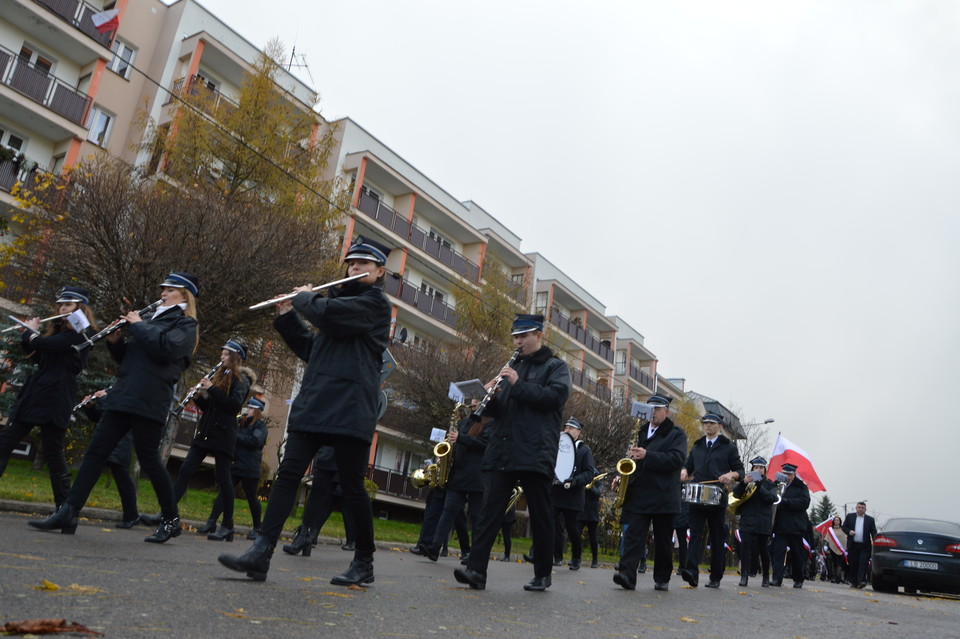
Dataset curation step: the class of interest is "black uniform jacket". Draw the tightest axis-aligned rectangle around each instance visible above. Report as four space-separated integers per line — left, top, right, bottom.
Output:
622 417 687 516
683 434 745 507
733 477 777 535
273 281 391 443
231 416 267 479
103 306 197 423
578 482 602 523
480 346 571 477
191 370 252 456
772 476 811 536
446 418 491 494
553 440 596 512
9 325 90 429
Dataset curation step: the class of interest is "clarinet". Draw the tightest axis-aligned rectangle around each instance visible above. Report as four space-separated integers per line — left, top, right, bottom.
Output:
72 386 112 413
73 300 162 352
171 362 223 417
471 348 521 420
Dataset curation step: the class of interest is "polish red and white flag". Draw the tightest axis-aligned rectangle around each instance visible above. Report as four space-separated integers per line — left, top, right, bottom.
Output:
768 434 826 493
91 9 121 34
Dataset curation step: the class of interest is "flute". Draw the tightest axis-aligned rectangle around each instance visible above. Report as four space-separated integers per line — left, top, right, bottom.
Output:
3 313 70 334
248 273 367 310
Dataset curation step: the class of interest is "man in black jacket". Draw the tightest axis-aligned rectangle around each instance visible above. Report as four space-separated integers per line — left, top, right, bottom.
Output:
552 417 595 570
841 501 877 588
770 463 811 588
453 314 571 592
680 413 744 588
732 456 778 587
613 394 688 592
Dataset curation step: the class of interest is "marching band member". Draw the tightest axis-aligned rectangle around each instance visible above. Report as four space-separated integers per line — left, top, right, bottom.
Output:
732 456 777 587
0 286 96 519
453 313 571 592
613 394 687 591
577 465 603 569
552 417 594 570
218 237 392 585
29 272 199 542
769 463 811 588
679 413 744 589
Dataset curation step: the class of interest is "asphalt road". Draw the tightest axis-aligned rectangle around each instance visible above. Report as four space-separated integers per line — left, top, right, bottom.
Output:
1 510 958 638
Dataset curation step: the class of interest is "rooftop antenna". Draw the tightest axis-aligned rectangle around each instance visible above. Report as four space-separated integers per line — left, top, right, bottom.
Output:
287 44 315 86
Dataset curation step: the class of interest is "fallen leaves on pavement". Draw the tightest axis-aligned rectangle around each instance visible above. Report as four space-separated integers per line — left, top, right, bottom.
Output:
3 618 104 635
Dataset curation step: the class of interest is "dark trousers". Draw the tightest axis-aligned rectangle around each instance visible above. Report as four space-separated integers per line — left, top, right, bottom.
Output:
577 520 599 561
771 533 806 583
106 461 140 521
554 507 582 561
0 420 70 505
210 474 262 528
620 512 674 584
674 527 688 570
297 469 356 542
468 471 554 579
686 505 727 581
500 521 514 557
258 432 373 562
68 411 176 518
173 445 234 525
432 489 481 551
740 532 770 579
848 540 870 585
417 488 446 547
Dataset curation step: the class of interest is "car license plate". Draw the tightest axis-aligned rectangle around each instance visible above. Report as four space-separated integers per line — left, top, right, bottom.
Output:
903 560 938 570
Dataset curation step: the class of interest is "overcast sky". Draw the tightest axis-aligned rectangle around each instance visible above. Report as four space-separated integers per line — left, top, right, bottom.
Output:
196 0 959 524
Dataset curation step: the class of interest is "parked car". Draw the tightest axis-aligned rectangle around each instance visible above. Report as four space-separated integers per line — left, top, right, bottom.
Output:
871 517 960 594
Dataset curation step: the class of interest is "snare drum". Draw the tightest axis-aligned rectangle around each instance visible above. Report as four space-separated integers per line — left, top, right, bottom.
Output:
681 482 723 506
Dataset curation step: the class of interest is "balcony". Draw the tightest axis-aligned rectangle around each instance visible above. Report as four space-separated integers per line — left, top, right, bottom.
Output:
382 272 459 329
357 191 481 284
549 308 614 363
628 362 655 391
34 0 114 48
168 75 240 118
569 367 612 402
0 156 47 193
367 464 427 503
0 45 92 126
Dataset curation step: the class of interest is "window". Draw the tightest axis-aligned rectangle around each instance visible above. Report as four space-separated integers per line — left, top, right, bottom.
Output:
109 40 136 79
511 273 524 285
195 71 219 92
51 154 66 175
19 44 53 74
535 291 548 315
419 281 445 303
615 350 627 376
428 228 452 249
1 128 26 153
86 106 114 146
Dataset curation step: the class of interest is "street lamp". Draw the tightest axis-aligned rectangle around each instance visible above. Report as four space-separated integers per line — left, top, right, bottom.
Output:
742 418 775 427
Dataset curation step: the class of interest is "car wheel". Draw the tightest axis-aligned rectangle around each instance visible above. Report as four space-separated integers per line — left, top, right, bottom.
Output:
871 571 898 594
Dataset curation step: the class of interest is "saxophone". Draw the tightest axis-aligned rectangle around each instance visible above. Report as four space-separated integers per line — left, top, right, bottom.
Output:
432 401 465 489
613 417 645 510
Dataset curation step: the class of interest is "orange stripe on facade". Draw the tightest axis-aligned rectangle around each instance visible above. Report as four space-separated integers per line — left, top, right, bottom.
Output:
352 157 367 207
63 138 83 170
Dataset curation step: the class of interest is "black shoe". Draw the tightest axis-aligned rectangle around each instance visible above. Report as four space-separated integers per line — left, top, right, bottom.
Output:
454 567 486 590
553 558 563 567
144 516 182 543
247 526 259 541
638 563 647 574
207 525 235 542
330 559 374 586
219 536 273 581
654 582 669 591
522 554 534 563
197 518 217 534
793 581 804 589
569 559 581 571
282 526 316 557
591 558 599 569
613 571 636 590
770 579 783 587
28 504 78 535
439 547 448 557
739 576 749 587
115 516 141 529
680 568 699 588
410 545 424 556
500 554 511 562
858 581 867 589
423 543 441 562
705 580 721 588
140 512 161 527
523 576 551 591
341 541 356 552
762 577 770 587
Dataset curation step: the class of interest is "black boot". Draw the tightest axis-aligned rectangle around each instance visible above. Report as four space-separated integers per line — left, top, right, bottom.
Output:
207 525 234 542
247 526 260 541
28 504 78 534
219 536 273 581
115 515 141 529
140 512 161 526
282 526 316 557
739 576 749 587
569 558 581 570
423 542 441 562
330 558 374 586
144 516 182 543
197 518 217 534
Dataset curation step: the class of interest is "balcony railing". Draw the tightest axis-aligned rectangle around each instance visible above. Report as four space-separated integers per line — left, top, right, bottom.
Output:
34 0 114 48
0 157 48 193
367 464 427 503
356 190 481 284
0 45 92 126
628 362 655 390
549 308 614 363
382 272 459 329
168 76 240 118
569 367 612 402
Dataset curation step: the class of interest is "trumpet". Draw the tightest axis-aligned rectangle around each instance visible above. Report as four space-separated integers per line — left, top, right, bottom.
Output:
171 362 223 417
409 467 434 489
74 300 162 352
2 313 70 334
248 273 367 310
585 472 608 491
471 348 521 420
